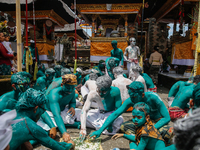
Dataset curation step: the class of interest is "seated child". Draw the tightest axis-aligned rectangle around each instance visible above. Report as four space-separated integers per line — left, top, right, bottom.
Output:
112 102 176 150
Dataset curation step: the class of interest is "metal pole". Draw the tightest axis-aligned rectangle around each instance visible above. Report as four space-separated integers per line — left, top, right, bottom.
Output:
140 0 145 50
16 0 22 71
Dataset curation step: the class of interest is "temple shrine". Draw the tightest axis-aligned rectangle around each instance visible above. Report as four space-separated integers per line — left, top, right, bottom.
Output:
77 3 142 63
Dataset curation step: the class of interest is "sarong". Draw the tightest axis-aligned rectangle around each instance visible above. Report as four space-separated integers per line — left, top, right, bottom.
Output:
76 109 124 135
147 86 157 93
168 107 189 121
121 119 174 145
37 107 82 131
149 65 160 85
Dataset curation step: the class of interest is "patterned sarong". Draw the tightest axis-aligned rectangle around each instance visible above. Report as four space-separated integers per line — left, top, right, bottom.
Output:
121 119 174 145
169 107 189 121
135 120 163 145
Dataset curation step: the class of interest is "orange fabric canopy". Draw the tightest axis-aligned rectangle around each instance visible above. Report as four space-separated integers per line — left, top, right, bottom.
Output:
37 43 54 55
174 41 194 59
91 41 128 56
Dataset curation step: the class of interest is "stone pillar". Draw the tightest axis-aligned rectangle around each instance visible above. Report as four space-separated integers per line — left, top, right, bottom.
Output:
124 15 128 37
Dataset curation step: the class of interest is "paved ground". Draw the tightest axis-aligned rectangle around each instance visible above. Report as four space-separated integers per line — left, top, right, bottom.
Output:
34 85 170 150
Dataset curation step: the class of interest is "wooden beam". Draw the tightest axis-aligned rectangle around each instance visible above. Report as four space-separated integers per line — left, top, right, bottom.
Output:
153 0 181 21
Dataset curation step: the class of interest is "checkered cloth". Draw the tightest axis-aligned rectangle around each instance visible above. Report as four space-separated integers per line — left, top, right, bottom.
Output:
169 107 189 122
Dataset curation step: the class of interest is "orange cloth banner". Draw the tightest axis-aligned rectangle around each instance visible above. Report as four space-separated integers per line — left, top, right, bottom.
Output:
36 43 54 55
91 41 128 56
174 41 194 59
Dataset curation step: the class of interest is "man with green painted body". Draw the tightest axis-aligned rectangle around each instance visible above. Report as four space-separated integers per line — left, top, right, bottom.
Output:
92 60 105 76
45 74 80 144
33 68 55 91
111 40 124 66
89 81 170 139
36 64 46 79
45 68 71 95
0 72 31 111
22 40 40 74
112 102 176 150
105 57 120 80
169 75 200 121
9 88 73 150
54 65 63 78
74 67 83 85
138 67 157 92
167 77 193 107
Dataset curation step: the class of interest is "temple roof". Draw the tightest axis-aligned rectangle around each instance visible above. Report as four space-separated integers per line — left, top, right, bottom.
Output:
0 0 76 24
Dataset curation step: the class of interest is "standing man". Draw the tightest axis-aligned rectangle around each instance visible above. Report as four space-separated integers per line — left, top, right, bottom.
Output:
111 40 124 67
124 37 140 77
149 46 163 85
23 40 40 75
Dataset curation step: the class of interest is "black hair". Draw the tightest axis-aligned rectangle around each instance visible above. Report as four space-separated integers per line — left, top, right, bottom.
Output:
154 46 159 51
14 52 17 57
174 108 200 150
193 75 200 84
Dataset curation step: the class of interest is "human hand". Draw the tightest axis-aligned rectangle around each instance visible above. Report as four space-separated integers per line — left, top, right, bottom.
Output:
49 127 57 139
67 139 75 150
79 129 87 142
88 130 101 139
111 133 124 140
60 142 73 150
67 107 75 116
62 132 71 143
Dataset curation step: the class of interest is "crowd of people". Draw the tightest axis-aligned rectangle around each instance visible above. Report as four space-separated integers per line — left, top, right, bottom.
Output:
0 38 200 150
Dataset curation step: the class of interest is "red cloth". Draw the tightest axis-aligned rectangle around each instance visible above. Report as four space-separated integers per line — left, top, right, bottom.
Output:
148 86 157 93
169 107 189 121
0 43 13 66
129 58 138 64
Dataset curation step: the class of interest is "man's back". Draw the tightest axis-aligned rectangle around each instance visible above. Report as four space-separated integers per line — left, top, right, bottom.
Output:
85 80 97 91
149 51 163 66
112 75 132 102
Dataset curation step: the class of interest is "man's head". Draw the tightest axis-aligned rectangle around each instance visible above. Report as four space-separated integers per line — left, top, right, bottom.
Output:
108 57 120 70
127 81 144 103
11 72 32 92
89 73 98 81
99 60 105 69
154 46 159 52
30 40 35 47
45 68 55 81
111 40 118 49
173 108 200 150
96 75 112 97
54 65 63 78
113 66 123 78
61 74 77 94
193 75 200 85
76 68 83 75
131 65 141 77
0 32 5 42
61 68 71 76
188 76 194 83
15 88 46 121
129 37 136 47
132 102 150 127
13 52 17 60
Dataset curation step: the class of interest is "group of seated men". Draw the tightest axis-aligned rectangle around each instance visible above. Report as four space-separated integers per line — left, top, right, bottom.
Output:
1 56 200 150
